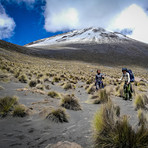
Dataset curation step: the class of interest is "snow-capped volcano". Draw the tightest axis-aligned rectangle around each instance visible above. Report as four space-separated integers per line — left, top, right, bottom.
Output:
25 27 130 47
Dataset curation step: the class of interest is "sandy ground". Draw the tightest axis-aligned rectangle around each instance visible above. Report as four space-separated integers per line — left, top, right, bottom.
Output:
0 80 145 148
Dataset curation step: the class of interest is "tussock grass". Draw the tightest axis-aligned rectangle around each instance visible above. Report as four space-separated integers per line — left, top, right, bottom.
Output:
134 94 145 110
0 96 18 117
53 76 61 82
36 84 44 90
115 83 124 97
18 74 28 83
0 86 4 90
63 82 75 90
13 104 28 117
45 85 50 90
137 109 148 126
48 91 61 99
29 80 37 87
137 81 146 86
60 94 81 111
138 87 147 92
86 83 95 94
63 82 72 90
86 78 93 84
92 100 148 148
46 108 69 123
92 89 110 104
98 89 110 103
142 94 148 105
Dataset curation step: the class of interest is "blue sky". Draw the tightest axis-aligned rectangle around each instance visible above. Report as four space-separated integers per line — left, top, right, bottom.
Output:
0 0 148 45
0 0 65 45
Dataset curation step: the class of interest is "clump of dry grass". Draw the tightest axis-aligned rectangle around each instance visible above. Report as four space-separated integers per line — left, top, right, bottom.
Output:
134 94 145 110
142 94 148 105
138 87 147 92
62 82 75 90
53 76 61 83
36 84 44 90
92 100 148 148
86 83 95 94
137 109 148 126
60 94 81 111
46 108 69 123
115 83 124 97
48 91 61 99
92 89 110 104
0 96 18 117
29 80 37 87
18 74 28 83
45 85 50 90
137 81 146 86
13 104 28 117
0 86 4 90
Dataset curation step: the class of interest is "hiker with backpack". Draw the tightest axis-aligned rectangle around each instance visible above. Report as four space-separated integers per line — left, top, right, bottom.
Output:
95 69 104 90
119 68 134 100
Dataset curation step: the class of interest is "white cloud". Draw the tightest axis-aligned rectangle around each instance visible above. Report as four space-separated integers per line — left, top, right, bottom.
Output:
44 0 130 32
44 0 148 43
0 4 16 39
108 4 148 43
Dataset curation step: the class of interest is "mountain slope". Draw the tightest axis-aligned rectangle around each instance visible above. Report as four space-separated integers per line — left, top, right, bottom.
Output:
25 27 148 67
1 27 148 67
25 27 131 47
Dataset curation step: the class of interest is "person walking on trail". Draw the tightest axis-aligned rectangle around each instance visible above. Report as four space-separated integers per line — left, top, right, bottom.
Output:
95 69 104 90
119 68 132 100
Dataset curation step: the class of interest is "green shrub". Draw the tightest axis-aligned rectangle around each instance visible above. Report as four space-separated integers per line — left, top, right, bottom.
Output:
46 108 69 123
60 94 81 111
0 96 18 117
13 104 27 117
29 80 37 87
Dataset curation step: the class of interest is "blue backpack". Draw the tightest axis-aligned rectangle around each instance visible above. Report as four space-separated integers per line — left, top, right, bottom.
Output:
127 69 135 82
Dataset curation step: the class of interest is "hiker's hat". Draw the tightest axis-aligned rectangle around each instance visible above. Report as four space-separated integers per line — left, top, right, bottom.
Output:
122 68 127 72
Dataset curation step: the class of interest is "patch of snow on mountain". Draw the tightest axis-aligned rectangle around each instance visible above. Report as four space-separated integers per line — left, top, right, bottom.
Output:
26 27 130 47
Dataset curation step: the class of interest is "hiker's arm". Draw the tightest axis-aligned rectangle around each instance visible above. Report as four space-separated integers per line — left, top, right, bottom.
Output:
127 73 130 84
119 76 123 81
101 74 105 79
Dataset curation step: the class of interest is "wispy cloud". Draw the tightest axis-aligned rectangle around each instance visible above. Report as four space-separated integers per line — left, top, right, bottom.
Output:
0 4 16 39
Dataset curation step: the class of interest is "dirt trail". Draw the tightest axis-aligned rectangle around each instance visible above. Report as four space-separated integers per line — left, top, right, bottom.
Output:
0 81 143 148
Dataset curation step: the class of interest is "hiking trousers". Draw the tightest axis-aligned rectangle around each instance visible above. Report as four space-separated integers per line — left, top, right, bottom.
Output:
124 83 132 100
96 81 104 90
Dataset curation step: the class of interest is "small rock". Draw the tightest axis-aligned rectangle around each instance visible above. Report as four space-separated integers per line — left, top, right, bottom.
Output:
45 141 83 148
